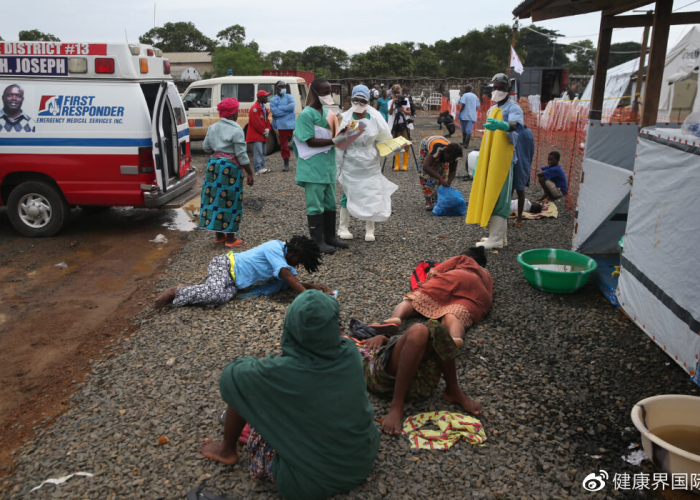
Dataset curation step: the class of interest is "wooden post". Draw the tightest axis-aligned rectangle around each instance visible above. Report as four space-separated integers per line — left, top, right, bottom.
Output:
590 15 613 118
642 0 674 127
633 13 652 116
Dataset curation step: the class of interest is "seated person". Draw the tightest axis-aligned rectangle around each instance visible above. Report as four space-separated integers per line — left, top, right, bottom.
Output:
380 247 492 346
509 198 542 215
200 290 380 498
419 136 463 211
155 236 327 309
437 110 456 137
360 321 483 435
537 151 568 202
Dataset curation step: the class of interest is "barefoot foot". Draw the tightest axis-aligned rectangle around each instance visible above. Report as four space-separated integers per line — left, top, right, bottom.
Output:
381 408 404 435
443 388 483 416
383 317 402 327
155 286 181 310
199 438 240 465
452 337 464 348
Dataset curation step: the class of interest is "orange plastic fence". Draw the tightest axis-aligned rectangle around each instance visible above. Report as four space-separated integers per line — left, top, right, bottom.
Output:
451 97 639 213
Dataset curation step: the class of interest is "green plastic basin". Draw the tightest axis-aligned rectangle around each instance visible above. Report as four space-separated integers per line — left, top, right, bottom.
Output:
517 248 597 293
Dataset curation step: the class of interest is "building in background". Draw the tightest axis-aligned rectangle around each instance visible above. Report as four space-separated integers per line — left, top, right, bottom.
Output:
164 52 212 92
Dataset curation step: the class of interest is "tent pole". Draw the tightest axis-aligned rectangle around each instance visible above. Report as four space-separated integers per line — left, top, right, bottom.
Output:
506 20 518 77
633 13 653 117
642 0 674 127
590 14 613 119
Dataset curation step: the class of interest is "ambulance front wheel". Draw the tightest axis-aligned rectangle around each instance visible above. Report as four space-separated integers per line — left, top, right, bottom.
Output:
7 181 69 237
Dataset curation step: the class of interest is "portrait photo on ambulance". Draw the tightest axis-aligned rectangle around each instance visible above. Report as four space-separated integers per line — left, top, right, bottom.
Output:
1 84 35 132
0 41 196 237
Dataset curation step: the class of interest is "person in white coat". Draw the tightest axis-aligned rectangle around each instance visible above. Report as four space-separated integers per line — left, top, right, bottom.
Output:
336 85 398 242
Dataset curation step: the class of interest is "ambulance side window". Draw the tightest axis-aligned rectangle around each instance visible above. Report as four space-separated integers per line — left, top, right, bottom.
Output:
222 84 254 103
183 87 212 108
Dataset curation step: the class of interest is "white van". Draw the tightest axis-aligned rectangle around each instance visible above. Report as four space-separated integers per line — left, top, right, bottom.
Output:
182 75 308 154
0 42 195 237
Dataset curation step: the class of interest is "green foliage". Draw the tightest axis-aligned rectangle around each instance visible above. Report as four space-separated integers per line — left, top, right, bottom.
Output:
300 45 349 78
567 40 596 74
609 42 641 68
18 30 60 42
217 25 246 47
350 43 414 77
212 45 264 76
515 25 569 67
266 50 303 70
139 22 215 52
0 36 4 41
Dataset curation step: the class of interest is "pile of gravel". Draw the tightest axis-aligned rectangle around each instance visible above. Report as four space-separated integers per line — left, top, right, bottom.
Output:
2 118 697 499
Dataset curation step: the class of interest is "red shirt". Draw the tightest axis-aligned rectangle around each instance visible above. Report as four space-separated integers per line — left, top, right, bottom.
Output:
246 100 271 143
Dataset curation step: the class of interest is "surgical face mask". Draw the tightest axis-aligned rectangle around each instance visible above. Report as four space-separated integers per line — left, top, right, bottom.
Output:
313 87 335 106
351 103 368 114
491 90 508 102
279 88 287 95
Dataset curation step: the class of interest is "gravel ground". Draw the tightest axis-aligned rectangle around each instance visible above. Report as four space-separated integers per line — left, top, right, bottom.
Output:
2 118 697 499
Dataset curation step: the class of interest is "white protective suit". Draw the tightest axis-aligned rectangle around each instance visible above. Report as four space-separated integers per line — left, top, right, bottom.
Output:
336 106 398 222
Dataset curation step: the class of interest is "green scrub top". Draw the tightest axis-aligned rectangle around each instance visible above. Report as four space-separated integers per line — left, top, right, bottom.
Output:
293 106 337 186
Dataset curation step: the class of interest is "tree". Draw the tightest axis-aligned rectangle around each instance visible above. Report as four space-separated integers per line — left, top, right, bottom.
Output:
18 30 60 42
350 43 414 77
567 40 596 74
300 45 349 78
217 24 246 47
515 24 569 67
212 45 264 76
139 22 215 52
413 43 443 77
609 42 641 68
265 50 302 70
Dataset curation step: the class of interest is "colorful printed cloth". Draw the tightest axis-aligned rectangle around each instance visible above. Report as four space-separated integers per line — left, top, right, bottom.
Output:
247 427 276 482
403 411 486 450
173 254 237 308
361 320 460 400
419 136 450 197
509 201 558 220
198 156 243 233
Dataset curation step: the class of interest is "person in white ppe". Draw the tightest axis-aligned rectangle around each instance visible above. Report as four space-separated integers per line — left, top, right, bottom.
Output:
335 85 398 242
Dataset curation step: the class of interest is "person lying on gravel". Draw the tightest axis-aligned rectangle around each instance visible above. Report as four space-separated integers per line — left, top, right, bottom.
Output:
155 236 328 310
360 320 483 435
200 290 380 499
380 247 493 346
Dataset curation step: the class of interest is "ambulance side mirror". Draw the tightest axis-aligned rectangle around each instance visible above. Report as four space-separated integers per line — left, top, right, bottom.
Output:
184 101 191 111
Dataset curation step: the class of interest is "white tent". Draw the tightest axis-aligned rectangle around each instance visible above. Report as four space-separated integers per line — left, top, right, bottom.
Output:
581 25 700 123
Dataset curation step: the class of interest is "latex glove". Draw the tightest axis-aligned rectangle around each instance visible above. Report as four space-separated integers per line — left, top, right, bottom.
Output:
484 118 510 132
263 129 270 137
332 133 348 145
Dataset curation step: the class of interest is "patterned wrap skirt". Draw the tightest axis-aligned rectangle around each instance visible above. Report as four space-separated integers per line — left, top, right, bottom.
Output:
419 138 450 197
247 427 275 482
198 154 243 233
361 320 460 400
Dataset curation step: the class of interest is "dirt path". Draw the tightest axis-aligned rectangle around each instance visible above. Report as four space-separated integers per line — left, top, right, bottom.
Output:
0 202 199 475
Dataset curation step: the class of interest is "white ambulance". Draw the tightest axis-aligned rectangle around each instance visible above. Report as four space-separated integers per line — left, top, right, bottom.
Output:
0 42 196 237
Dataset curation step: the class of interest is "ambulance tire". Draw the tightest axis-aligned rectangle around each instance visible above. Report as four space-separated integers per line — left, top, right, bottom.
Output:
7 181 69 238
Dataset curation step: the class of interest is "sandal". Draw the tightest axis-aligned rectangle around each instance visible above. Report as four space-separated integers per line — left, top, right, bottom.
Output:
214 235 226 244
225 239 246 248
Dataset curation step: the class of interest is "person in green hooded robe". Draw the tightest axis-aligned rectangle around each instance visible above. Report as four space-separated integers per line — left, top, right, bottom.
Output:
200 289 379 500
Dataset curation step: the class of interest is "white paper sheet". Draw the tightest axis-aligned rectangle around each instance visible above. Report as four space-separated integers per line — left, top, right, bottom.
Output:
293 125 333 160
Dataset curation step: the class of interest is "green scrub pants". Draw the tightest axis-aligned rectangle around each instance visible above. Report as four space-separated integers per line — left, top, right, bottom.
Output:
304 182 337 215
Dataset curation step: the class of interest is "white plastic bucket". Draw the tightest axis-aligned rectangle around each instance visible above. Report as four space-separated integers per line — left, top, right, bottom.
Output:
630 394 700 492
467 151 479 177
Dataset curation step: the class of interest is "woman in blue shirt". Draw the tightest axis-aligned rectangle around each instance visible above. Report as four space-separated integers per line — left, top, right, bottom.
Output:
377 90 390 122
154 236 330 309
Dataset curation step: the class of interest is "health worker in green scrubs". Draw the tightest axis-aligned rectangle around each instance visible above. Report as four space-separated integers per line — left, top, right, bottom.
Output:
293 78 349 254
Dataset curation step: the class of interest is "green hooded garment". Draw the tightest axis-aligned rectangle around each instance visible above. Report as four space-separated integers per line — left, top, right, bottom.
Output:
219 290 380 500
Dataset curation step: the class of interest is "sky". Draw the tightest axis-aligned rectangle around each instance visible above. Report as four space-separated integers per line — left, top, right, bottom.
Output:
0 0 698 58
